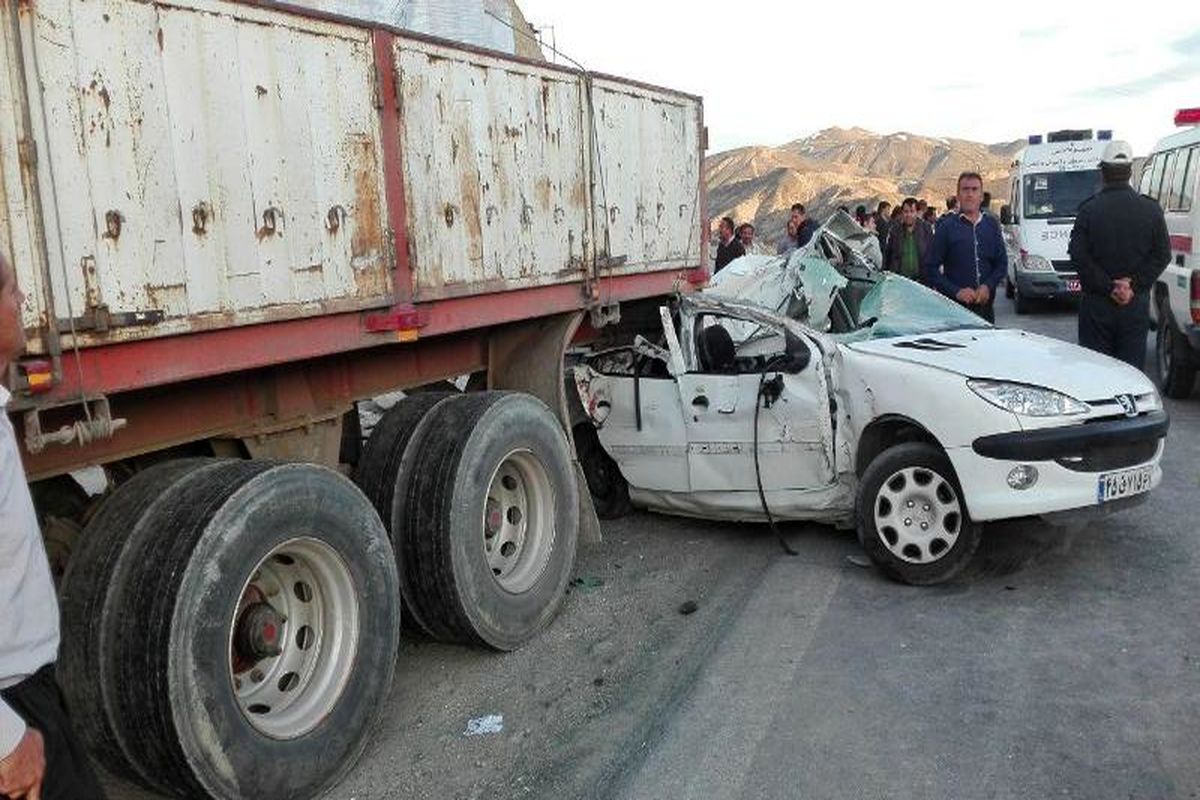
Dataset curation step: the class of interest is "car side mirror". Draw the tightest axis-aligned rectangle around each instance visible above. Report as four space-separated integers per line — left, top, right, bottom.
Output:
1000 205 1013 225
782 329 811 373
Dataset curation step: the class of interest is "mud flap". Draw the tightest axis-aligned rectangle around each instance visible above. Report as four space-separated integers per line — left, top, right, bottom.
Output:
487 310 602 544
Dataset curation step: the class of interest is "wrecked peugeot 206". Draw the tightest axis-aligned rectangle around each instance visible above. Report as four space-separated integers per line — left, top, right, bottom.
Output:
572 218 1168 585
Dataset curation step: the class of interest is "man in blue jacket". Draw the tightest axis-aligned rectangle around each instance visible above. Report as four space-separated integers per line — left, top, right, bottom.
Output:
923 172 1007 322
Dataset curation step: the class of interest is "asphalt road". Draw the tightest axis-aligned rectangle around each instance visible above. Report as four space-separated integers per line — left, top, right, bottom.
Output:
108 294 1200 800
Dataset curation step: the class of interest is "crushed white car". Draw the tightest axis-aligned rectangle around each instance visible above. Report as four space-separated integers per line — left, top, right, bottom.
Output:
572 220 1168 585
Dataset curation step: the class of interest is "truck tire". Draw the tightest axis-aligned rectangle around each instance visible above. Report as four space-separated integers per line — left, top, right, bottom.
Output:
1155 299 1196 399
102 461 400 799
354 392 455 530
400 392 579 650
58 458 218 787
856 443 981 586
573 421 631 519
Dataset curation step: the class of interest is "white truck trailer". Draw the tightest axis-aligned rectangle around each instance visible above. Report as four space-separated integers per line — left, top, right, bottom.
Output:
0 0 706 795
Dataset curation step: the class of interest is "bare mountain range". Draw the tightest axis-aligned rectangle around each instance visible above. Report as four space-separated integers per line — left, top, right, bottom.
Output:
707 127 1024 245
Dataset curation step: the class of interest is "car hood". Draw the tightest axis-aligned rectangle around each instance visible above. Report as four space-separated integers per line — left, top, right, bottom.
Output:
844 328 1156 401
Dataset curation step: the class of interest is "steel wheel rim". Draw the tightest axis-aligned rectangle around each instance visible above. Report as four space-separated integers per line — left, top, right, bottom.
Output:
228 537 359 739
873 466 963 564
482 449 556 594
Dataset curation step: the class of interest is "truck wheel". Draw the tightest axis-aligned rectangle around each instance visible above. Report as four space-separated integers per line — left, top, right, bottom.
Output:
400 392 579 650
103 461 399 799
1155 303 1196 399
354 391 455 532
58 458 217 788
856 443 981 586
573 422 631 519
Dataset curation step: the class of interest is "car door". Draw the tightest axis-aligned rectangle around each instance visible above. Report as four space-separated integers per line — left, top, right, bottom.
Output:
575 341 690 494
673 311 836 493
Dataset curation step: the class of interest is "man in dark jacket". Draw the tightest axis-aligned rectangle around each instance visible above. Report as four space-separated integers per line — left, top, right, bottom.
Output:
1068 140 1170 369
872 201 891 252
884 197 932 281
923 172 1007 322
791 204 817 248
714 216 744 273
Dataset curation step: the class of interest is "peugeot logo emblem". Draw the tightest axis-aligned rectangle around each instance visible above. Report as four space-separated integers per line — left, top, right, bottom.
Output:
1115 394 1137 418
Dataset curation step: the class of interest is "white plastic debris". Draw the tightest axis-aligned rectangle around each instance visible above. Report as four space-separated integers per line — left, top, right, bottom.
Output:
464 714 504 737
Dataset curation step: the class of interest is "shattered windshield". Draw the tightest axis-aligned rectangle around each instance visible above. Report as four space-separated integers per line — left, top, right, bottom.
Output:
835 274 992 340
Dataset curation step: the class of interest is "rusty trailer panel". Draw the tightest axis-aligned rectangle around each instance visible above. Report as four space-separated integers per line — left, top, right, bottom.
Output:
393 37 703 301
4 0 391 350
1 0 704 356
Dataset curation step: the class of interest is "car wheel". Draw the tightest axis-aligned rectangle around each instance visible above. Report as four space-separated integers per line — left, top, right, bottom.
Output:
1013 283 1032 315
1004 277 1014 299
102 461 400 799
573 422 631 519
856 443 982 585
1155 299 1196 399
399 392 579 650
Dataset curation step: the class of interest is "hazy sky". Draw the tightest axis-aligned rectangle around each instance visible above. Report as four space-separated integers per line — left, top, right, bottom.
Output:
516 0 1200 156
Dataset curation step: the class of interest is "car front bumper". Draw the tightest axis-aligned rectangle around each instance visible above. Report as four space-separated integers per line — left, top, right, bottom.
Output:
948 411 1168 522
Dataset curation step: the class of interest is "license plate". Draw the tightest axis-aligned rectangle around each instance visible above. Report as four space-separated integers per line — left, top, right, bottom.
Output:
1066 279 1081 292
1097 465 1153 503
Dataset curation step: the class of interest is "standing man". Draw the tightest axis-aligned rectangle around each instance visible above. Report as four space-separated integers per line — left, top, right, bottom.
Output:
736 222 757 254
777 217 799 254
872 201 892 252
924 172 1007 322
0 251 106 800
714 216 744 273
885 197 933 282
791 203 817 248
1068 140 1170 369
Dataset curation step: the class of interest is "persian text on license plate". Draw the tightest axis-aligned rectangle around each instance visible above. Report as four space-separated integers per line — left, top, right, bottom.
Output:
1097 465 1153 503
1066 279 1081 292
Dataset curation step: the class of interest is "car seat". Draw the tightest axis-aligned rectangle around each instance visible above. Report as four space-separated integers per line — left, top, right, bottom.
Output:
698 324 736 373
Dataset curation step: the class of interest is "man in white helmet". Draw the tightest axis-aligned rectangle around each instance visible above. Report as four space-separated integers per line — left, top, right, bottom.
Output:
1068 140 1171 369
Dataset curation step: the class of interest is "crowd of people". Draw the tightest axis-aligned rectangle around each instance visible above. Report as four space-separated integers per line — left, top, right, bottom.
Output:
710 149 1166 364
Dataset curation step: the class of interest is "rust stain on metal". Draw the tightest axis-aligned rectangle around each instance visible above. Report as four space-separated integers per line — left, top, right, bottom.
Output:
293 263 324 275
536 176 552 211
191 202 210 235
255 84 268 97
145 282 186 308
80 256 100 309
102 210 122 241
460 172 483 256
325 205 345 234
570 179 587 208
443 203 455 228
346 135 382 261
255 207 282 241
156 28 163 51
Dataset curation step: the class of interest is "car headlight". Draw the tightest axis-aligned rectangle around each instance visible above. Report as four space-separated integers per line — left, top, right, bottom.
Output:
1020 252 1054 272
968 380 1089 416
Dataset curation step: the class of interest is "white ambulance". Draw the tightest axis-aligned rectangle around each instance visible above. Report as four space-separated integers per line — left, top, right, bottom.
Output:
1144 108 1200 399
1001 130 1110 313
